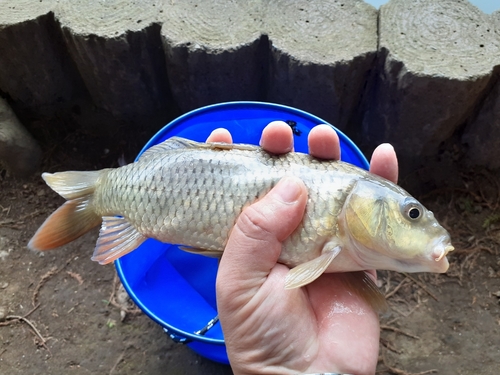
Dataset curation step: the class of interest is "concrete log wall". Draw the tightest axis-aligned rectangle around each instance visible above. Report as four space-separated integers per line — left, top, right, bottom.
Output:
0 0 499 186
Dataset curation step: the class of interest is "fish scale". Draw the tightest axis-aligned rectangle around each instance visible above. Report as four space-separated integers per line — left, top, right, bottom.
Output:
91 143 360 266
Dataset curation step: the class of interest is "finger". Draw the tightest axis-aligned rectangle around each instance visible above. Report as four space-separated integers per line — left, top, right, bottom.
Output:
260 121 294 154
206 128 232 143
307 124 341 160
217 176 308 301
369 143 398 183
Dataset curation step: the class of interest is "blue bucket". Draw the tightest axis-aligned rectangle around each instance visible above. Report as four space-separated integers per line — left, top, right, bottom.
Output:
114 101 369 364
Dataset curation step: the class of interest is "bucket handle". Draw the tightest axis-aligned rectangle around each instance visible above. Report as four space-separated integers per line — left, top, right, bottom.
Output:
163 315 220 344
164 328 192 344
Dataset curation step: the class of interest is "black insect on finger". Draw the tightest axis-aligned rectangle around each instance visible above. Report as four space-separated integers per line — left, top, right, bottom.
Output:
285 120 302 136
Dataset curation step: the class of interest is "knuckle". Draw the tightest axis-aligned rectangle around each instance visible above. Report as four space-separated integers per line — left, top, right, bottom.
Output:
235 204 274 242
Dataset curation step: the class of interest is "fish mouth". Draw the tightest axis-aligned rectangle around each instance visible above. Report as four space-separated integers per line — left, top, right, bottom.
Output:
432 244 454 262
429 238 454 272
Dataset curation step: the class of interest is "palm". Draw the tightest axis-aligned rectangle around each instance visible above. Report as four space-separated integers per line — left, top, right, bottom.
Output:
221 254 379 374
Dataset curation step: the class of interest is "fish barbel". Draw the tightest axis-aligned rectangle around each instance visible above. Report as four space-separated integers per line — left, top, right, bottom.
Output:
29 137 453 308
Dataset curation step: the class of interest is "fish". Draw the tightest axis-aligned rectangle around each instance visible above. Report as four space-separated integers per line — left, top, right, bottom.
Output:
28 137 454 310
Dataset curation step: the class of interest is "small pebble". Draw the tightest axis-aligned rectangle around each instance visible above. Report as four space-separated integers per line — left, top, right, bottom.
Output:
0 250 9 261
0 306 7 321
117 284 130 305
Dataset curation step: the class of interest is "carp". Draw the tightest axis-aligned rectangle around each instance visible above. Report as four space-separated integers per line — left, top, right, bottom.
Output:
29 137 453 309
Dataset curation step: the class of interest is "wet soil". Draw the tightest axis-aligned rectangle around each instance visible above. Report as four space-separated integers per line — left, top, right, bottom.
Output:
0 138 499 375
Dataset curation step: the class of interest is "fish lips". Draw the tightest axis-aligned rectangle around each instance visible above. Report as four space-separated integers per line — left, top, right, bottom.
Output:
427 236 454 273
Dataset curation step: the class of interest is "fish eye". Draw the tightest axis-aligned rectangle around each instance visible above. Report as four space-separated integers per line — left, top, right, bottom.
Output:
402 199 423 221
408 207 421 219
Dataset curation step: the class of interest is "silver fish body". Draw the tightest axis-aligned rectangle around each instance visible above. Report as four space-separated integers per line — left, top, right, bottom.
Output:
29 137 453 294
95 142 356 265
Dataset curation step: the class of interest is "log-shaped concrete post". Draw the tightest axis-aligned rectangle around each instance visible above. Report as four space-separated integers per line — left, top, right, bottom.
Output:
0 0 83 113
56 0 171 119
363 0 500 161
462 77 500 170
160 0 264 112
462 11 500 169
265 0 378 129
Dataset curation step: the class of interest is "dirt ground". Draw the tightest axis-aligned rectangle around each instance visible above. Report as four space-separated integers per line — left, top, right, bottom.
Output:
0 134 499 375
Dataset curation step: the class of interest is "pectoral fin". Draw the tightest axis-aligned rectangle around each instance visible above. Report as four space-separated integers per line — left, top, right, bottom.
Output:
285 246 341 289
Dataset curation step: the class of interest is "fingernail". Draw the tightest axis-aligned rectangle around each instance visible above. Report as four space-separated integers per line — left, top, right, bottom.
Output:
259 121 288 146
379 143 395 152
274 177 302 203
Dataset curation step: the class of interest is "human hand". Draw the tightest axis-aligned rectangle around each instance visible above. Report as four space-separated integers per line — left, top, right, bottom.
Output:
208 121 398 375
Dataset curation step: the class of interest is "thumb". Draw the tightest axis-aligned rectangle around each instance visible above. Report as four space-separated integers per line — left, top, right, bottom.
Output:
216 176 308 301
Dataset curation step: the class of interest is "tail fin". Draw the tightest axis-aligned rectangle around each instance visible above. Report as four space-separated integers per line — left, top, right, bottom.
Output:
42 171 103 199
28 171 104 251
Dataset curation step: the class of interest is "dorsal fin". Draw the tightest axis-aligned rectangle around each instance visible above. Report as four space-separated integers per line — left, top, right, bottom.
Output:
139 137 259 161
138 137 201 161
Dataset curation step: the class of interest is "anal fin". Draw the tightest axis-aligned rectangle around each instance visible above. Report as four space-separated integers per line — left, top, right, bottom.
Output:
285 246 341 289
338 271 387 313
91 216 147 265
